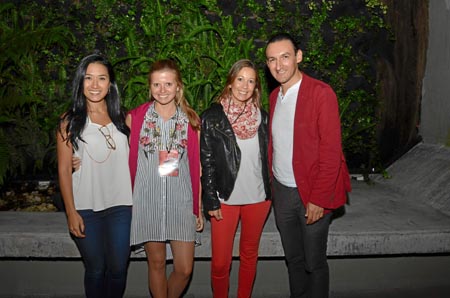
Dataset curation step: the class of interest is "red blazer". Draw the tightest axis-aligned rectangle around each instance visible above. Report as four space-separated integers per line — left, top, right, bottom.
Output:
268 73 351 212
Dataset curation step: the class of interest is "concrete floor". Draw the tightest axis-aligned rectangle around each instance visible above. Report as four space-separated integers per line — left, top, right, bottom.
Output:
5 287 450 298
2 255 450 297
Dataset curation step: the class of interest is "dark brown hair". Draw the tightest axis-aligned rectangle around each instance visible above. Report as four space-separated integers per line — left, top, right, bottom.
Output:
216 59 262 108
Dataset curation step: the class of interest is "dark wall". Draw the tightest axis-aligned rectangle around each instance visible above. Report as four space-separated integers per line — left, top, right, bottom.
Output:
376 0 428 165
421 1 450 145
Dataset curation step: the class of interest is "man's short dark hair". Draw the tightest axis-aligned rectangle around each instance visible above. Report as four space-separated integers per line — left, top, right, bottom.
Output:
266 33 300 53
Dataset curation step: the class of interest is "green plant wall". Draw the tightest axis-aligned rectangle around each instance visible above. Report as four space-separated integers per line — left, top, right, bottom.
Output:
0 0 388 186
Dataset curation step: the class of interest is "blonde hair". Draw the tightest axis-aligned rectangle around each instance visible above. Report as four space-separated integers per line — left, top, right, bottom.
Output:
148 59 200 131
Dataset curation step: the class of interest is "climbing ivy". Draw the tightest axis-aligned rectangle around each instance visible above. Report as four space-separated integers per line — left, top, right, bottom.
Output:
0 0 388 185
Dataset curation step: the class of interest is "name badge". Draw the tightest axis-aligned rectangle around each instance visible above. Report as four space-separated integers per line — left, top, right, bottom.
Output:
159 150 179 176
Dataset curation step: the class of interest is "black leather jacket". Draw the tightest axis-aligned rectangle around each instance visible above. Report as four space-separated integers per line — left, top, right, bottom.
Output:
200 103 271 214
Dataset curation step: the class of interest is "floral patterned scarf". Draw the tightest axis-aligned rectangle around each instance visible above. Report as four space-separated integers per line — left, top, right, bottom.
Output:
139 104 188 156
221 96 259 140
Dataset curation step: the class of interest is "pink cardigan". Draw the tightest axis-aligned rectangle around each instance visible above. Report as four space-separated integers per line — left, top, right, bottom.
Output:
128 102 200 216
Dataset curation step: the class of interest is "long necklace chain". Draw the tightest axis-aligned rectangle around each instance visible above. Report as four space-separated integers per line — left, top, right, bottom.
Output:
84 126 113 164
85 147 112 163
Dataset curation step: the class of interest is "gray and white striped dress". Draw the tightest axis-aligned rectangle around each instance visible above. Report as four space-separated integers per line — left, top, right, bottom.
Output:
130 105 196 247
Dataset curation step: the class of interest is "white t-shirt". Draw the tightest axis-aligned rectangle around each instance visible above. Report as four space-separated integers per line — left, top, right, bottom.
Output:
72 118 132 211
271 80 301 187
224 110 266 205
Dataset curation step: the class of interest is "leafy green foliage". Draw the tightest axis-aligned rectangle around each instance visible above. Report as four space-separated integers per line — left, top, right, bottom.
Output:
0 0 387 186
0 2 74 185
234 0 387 172
116 1 256 112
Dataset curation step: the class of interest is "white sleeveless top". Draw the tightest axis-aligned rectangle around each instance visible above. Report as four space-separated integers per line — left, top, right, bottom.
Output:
72 118 132 211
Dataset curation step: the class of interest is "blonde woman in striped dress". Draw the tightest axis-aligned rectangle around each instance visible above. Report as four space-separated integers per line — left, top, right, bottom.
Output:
127 59 203 298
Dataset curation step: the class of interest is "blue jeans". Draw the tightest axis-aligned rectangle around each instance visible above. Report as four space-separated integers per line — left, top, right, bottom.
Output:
272 179 331 298
74 205 132 298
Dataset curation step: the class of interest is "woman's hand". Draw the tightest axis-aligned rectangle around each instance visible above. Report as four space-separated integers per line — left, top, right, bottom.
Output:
196 215 204 232
208 209 223 221
67 210 86 238
72 156 81 172
57 119 84 238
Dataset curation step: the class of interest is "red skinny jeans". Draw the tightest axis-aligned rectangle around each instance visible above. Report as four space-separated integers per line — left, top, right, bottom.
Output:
210 200 271 298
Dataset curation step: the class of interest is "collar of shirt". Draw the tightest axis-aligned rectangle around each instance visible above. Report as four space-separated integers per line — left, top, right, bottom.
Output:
278 79 302 103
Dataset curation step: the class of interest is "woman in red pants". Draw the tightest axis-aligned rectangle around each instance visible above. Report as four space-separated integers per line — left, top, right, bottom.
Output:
200 59 272 298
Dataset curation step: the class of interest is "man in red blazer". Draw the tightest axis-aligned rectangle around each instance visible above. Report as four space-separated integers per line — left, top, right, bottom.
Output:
265 33 351 298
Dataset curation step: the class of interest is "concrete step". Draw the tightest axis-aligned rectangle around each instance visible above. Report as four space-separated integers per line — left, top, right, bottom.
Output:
1 143 450 259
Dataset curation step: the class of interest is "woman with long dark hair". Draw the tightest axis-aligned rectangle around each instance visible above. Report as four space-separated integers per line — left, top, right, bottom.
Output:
57 53 132 298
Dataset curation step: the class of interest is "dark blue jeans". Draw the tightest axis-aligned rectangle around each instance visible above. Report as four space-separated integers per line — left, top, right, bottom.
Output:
74 205 132 298
272 179 332 298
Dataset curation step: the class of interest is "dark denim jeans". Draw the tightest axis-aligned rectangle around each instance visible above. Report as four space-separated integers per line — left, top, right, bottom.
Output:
272 179 332 298
74 205 132 298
